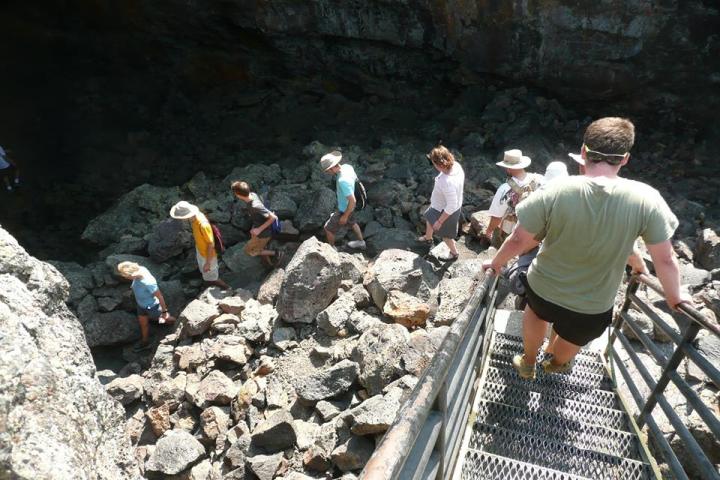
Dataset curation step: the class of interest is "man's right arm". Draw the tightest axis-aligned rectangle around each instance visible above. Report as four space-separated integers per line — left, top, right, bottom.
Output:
646 240 687 310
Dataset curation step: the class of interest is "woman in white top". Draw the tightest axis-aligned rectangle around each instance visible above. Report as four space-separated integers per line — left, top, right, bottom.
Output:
419 145 465 260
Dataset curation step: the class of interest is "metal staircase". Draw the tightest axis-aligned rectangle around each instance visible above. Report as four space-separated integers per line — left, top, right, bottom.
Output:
361 271 720 480
455 331 654 480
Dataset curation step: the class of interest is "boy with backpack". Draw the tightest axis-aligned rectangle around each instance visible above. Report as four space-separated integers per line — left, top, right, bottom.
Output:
169 200 229 289
484 149 543 246
231 181 282 266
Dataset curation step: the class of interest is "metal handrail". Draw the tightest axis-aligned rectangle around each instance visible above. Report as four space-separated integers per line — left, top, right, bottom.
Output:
606 273 720 480
361 271 499 480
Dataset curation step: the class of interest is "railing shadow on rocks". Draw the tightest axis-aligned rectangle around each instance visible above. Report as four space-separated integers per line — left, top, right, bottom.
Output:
606 273 720 480
360 270 499 480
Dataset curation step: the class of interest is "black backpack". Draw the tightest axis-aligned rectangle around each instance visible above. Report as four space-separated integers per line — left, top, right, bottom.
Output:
354 180 368 211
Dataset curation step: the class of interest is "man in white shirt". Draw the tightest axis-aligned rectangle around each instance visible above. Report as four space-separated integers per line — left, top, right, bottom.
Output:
484 149 543 245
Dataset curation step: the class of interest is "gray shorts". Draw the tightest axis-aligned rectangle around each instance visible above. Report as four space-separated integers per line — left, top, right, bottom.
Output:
324 211 357 234
424 207 461 239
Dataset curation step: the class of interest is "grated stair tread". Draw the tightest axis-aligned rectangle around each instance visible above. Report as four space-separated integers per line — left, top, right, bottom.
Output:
460 450 592 480
489 357 614 392
479 381 630 431
485 366 619 409
494 332 603 363
469 423 653 480
475 400 642 460
490 345 606 376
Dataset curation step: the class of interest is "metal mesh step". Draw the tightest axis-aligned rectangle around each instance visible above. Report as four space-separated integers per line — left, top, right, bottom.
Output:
491 343 607 377
485 366 619 410
479 381 630 431
475 400 642 460
489 355 614 391
468 423 652 480
494 332 603 360
460 450 592 480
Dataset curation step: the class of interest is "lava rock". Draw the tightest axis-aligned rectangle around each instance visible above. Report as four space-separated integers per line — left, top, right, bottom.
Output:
145 429 205 475
354 324 410 395
258 268 285 305
331 436 375 472
277 237 342 323
238 299 276 343
295 186 336 232
82 310 140 347
251 410 297 452
364 249 434 310
191 370 239 408
435 276 474 325
696 228 720 271
179 299 221 337
105 374 144 405
317 291 358 336
294 359 360 403
383 290 430 328
348 394 401 435
147 218 193 262
247 453 285 480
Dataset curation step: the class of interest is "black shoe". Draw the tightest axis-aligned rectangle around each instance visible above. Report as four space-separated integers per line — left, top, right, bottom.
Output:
132 341 151 353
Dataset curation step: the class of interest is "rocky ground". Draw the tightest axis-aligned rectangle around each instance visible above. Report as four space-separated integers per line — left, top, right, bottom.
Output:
29 122 717 478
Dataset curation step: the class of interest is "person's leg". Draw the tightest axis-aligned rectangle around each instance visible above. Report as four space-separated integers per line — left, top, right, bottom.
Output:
201 253 229 289
351 223 364 241
522 305 550 366
138 315 150 343
549 336 582 366
419 220 433 241
545 327 559 354
442 237 459 256
325 228 335 246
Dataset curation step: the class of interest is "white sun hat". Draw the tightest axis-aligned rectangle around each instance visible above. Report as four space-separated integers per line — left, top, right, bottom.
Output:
169 201 199 219
496 149 532 169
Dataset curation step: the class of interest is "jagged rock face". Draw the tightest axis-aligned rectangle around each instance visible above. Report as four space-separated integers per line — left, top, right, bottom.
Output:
0 227 138 479
92 1 719 116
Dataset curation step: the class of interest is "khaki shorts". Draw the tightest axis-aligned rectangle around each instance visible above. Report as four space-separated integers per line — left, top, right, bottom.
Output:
196 250 219 281
244 236 272 256
324 211 357 234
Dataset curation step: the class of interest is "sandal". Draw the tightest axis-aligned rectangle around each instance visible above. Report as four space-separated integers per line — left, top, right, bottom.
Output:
417 236 433 243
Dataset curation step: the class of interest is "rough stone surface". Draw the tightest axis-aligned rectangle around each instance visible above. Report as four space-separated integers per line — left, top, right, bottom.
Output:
191 370 239 408
145 429 205 475
294 359 360 403
354 324 410 395
435 276 474 325
247 453 284 480
218 296 247 315
251 410 297 452
383 290 430 329
277 237 343 323
200 406 230 441
331 436 375 472
180 299 221 337
348 394 401 435
223 241 267 282
0 227 139 479
82 309 140 347
258 268 285 305
105 374 144 405
148 218 193 262
364 249 434 309
317 291 357 336
295 186 336 232
696 228 720 271
239 299 276 343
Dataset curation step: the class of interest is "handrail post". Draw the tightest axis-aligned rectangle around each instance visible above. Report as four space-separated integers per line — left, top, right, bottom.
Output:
637 322 701 427
605 273 639 359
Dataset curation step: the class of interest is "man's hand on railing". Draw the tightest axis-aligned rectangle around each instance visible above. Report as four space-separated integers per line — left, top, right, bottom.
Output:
481 259 502 274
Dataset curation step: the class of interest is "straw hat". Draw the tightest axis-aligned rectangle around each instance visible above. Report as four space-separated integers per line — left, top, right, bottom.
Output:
169 201 199 219
320 151 342 171
496 149 531 169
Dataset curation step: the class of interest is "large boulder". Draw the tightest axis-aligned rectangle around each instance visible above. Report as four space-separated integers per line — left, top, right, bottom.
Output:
383 290 430 329
222 242 267 283
295 187 336 232
80 310 140 347
435 276 474 325
179 299 221 337
364 249 435 310
145 429 205 475
365 228 425 256
0 227 138 479
82 184 182 246
147 218 193 262
293 360 360 403
47 261 94 304
696 228 720 271
251 410 297 452
277 237 342 323
354 324 411 395
348 394 401 435
317 291 358 336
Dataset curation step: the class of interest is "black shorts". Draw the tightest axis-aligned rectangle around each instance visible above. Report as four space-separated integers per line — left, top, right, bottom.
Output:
521 274 612 346
137 303 162 320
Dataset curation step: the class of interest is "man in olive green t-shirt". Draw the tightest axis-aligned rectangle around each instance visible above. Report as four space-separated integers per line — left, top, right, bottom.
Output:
483 117 690 379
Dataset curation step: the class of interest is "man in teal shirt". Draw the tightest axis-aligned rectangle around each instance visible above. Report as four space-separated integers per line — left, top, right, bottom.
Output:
320 151 366 249
483 117 689 379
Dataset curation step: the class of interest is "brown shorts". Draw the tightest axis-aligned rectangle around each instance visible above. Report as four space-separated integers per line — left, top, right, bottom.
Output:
244 236 271 256
324 211 357 234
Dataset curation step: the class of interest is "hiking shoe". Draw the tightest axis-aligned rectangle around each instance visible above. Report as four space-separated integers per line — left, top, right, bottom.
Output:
347 240 366 250
512 354 536 380
541 358 574 374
